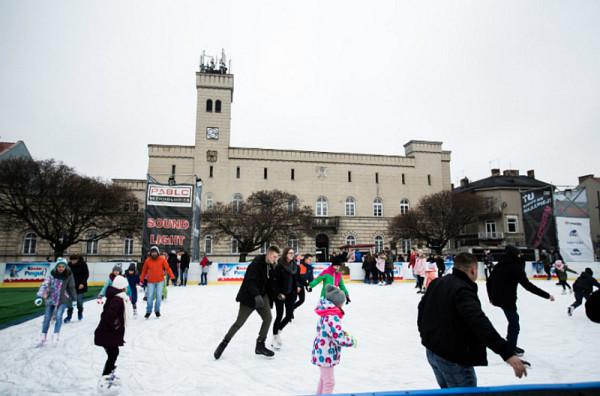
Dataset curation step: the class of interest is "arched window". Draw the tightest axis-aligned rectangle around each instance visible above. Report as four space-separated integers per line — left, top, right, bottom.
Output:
373 197 383 217
400 199 410 215
374 236 384 253
346 235 356 246
86 231 99 255
206 99 213 112
231 238 239 254
23 232 37 255
316 196 328 217
206 193 214 210
232 193 243 213
124 236 134 256
288 235 299 252
345 197 356 217
204 235 213 255
215 100 222 113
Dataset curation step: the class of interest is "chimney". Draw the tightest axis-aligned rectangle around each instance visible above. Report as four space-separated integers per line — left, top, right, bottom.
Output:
491 168 501 177
460 177 469 188
527 170 535 178
503 169 520 177
578 174 594 184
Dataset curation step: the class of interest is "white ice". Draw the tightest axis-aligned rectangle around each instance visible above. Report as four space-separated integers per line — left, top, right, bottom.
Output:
0 280 599 396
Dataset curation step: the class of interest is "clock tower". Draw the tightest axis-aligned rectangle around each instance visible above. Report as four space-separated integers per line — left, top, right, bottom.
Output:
194 50 233 179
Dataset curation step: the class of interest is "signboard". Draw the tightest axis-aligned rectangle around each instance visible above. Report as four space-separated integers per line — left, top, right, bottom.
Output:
521 187 557 249
4 262 50 283
531 262 546 278
142 183 194 256
217 263 248 281
556 217 595 262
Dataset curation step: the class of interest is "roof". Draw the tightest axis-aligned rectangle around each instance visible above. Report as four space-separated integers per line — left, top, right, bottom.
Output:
454 175 552 192
0 141 32 161
0 142 16 155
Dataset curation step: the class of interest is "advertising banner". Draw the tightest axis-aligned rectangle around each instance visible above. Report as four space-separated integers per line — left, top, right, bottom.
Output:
393 262 404 280
556 217 595 262
531 262 546 278
142 183 194 257
521 187 557 249
4 262 50 283
217 263 248 281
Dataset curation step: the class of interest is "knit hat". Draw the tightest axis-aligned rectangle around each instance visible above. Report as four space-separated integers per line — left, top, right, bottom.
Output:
127 263 137 272
585 268 593 276
325 284 346 307
112 275 129 291
55 257 68 267
150 246 160 253
112 264 123 274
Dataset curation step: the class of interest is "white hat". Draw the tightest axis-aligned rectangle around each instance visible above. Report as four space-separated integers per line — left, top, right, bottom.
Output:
112 275 129 290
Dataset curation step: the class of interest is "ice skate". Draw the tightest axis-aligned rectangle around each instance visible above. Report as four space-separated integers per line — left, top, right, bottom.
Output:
255 337 275 358
271 333 282 350
214 339 229 360
51 333 60 346
568 306 574 317
144 312 151 319
36 333 47 348
561 290 567 295
97 370 121 395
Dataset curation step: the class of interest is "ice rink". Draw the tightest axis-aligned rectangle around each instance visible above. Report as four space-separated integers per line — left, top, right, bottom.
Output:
0 279 599 395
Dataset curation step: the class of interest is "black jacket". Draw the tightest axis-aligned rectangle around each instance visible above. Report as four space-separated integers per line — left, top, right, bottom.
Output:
585 290 600 323
69 259 89 294
273 261 300 296
235 254 276 309
418 269 514 366
94 286 125 348
573 272 600 294
486 248 550 310
168 252 178 271
180 252 190 270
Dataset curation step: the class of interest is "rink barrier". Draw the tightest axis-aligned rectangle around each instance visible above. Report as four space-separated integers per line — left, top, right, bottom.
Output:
332 381 600 396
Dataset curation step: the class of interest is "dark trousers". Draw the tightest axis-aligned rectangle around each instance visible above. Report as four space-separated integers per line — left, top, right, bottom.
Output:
385 269 394 284
273 296 295 335
167 269 178 285
426 349 476 388
294 287 305 309
224 297 272 342
571 290 589 309
416 275 424 290
102 346 120 375
66 293 84 319
502 307 520 349
544 266 552 280
559 280 571 290
371 269 379 284
200 272 208 285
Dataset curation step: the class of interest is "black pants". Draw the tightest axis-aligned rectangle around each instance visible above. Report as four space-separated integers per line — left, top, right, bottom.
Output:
102 346 119 375
273 296 295 335
200 272 208 285
385 269 394 284
294 287 305 309
224 297 272 342
371 269 379 284
416 275 424 290
544 266 552 280
559 280 571 290
571 290 589 309
502 307 520 349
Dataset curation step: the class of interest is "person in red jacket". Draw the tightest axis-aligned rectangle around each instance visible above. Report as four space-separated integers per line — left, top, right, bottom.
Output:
140 246 175 319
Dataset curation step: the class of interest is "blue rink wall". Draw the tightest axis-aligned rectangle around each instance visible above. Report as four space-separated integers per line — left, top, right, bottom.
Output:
332 381 600 396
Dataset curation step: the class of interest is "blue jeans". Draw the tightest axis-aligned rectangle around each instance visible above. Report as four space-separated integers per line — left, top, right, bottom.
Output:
501 308 520 349
67 294 84 319
146 281 164 314
200 272 208 285
42 304 67 334
426 349 477 388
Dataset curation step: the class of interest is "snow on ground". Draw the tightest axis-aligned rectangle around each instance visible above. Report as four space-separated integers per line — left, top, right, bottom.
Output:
0 280 599 396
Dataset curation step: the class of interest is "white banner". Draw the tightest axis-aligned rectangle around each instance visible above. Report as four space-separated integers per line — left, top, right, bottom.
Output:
556 216 595 262
146 184 193 207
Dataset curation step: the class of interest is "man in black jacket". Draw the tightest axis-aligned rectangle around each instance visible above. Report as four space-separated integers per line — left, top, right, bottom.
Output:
65 254 89 322
214 246 280 360
486 245 554 355
569 268 600 316
418 252 527 388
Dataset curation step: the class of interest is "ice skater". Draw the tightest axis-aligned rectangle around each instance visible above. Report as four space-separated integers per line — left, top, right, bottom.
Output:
309 255 350 303
423 256 438 291
554 260 577 294
98 265 131 301
414 251 427 293
125 263 139 316
94 275 130 391
34 258 77 346
271 247 300 350
295 254 314 310
568 268 600 316
140 246 175 319
312 285 356 395
65 254 89 323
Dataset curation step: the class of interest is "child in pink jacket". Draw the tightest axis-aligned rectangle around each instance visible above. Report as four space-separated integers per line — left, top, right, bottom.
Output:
424 258 438 290
312 284 356 394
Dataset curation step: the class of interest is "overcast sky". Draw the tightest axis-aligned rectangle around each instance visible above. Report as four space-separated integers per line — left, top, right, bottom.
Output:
1 1 599 187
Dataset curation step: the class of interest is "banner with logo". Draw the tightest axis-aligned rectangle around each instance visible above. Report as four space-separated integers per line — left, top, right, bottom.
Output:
4 262 50 283
142 183 194 257
217 263 249 281
521 187 557 249
556 217 594 262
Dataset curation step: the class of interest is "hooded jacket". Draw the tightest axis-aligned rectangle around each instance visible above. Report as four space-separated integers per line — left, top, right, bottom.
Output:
311 299 354 367
573 271 600 294
486 246 550 310
94 286 126 347
309 266 349 298
37 265 77 306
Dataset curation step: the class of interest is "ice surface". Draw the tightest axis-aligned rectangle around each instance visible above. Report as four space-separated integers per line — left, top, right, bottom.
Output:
0 280 599 395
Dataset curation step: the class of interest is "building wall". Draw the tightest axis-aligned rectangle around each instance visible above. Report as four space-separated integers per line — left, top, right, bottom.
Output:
580 178 600 258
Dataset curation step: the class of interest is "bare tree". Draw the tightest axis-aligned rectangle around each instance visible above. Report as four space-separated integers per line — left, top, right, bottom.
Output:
0 158 143 258
388 190 488 253
202 190 314 262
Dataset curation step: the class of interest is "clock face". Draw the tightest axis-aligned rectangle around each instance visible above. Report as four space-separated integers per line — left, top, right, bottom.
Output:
206 127 219 140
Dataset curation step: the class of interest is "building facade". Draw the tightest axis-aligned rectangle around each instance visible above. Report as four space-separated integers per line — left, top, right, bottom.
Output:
576 175 600 260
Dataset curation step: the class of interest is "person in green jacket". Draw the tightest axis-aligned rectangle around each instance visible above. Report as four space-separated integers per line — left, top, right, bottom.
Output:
309 256 350 303
554 260 577 294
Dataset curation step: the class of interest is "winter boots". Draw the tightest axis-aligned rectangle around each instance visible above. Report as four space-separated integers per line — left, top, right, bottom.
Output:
568 306 574 316
214 339 229 360
256 337 275 358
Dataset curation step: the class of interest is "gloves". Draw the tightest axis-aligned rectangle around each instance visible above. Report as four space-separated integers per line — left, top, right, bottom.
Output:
34 298 43 306
254 295 265 309
345 294 351 304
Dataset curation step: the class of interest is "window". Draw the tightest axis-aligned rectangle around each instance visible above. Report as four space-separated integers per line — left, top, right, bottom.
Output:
124 236 134 256
375 172 379 184
374 236 384 253
260 241 269 254
402 173 406 185
288 197 298 214
86 231 99 255
427 174 432 185
236 166 240 179
168 164 176 185
401 239 411 255
206 193 214 209
345 197 356 217
171 164 176 176
206 99 213 112
485 221 497 234
400 199 410 215
215 100 222 113
346 235 356 246
288 235 299 252
264 168 268 179
506 216 519 233
348 171 352 183
232 193 243 213
209 165 214 178
316 196 328 217
291 169 295 180
204 235 213 254
231 238 239 254
23 232 37 255
373 197 383 217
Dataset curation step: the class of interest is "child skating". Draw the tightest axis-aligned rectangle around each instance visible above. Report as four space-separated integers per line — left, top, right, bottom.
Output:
309 255 350 303
125 263 140 317
554 260 577 294
312 285 356 395
98 265 131 301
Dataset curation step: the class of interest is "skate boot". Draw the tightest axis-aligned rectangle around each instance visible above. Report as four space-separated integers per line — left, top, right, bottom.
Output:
77 311 83 321
144 312 151 319
133 308 138 318
568 306 574 316
64 315 72 324
214 339 229 360
36 333 48 347
255 337 275 358
155 311 161 318
561 290 567 295
271 333 282 350
51 333 60 346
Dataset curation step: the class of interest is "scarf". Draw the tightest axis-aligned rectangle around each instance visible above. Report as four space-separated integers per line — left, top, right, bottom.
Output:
315 306 345 319
279 258 298 275
115 291 130 326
